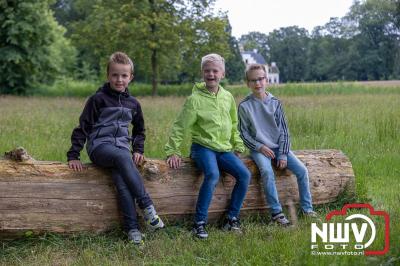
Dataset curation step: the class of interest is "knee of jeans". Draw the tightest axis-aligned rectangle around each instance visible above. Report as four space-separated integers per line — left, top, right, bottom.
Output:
239 168 251 184
259 166 274 179
114 183 130 195
204 170 220 187
296 166 309 179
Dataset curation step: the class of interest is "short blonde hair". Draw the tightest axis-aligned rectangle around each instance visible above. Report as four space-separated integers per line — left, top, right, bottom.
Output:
107 52 134 75
201 53 225 71
245 64 267 81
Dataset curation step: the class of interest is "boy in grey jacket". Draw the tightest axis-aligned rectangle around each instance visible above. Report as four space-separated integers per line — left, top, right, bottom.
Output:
238 64 316 226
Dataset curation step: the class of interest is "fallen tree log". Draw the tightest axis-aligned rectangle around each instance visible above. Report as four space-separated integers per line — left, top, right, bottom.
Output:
0 148 354 238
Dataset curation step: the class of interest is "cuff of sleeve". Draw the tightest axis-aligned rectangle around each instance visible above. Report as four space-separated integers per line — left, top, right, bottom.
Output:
234 145 245 153
255 143 263 151
278 154 287 161
165 150 181 157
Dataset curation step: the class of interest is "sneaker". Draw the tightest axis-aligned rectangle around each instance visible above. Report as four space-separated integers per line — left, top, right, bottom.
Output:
192 221 208 239
143 205 165 231
146 214 165 231
128 229 143 245
272 212 290 226
222 217 242 233
302 210 318 218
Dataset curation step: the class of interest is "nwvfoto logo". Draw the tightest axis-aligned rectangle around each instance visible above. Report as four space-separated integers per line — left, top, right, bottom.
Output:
310 203 390 256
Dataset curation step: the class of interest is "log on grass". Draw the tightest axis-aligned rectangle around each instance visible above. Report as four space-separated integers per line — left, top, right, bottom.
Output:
0 148 354 237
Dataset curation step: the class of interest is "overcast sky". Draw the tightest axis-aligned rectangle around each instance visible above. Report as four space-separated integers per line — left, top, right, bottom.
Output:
213 0 354 38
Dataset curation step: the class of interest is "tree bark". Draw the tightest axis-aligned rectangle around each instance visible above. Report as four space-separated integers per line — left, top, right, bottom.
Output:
0 149 354 238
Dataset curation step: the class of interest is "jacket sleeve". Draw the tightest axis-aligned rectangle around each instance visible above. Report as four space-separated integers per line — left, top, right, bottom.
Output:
164 97 197 157
229 95 245 153
67 96 98 161
274 101 290 161
131 101 145 154
238 104 264 151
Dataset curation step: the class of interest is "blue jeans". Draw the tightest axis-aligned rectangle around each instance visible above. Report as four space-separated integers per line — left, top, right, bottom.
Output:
191 143 251 223
250 149 313 214
90 144 153 231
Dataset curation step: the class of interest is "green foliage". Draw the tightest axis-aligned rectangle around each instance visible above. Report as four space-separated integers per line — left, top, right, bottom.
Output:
64 0 236 95
267 26 310 82
239 31 269 61
239 0 400 82
0 0 76 94
225 19 246 82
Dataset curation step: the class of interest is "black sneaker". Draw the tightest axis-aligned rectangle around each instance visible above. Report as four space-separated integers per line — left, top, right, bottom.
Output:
192 221 208 239
272 212 290 227
222 217 242 233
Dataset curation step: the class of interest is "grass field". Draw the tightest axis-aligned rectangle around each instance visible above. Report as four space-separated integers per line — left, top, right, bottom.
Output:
0 83 399 265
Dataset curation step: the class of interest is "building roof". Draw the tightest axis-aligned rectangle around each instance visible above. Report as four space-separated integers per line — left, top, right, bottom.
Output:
242 51 266 65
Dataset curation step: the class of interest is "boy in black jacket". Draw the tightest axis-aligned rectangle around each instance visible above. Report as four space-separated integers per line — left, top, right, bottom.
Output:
67 52 164 244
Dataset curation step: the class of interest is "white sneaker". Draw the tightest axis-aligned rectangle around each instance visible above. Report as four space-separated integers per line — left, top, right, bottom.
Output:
272 212 291 226
128 229 143 245
146 214 165 231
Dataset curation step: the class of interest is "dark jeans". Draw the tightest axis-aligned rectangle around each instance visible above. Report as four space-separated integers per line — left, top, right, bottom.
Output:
190 143 251 223
90 144 153 231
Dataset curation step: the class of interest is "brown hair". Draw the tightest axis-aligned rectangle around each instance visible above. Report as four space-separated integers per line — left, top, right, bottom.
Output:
107 52 134 75
245 64 267 81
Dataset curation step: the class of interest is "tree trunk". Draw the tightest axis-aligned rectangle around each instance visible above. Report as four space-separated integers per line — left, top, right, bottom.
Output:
149 0 158 96
0 149 354 238
151 48 158 96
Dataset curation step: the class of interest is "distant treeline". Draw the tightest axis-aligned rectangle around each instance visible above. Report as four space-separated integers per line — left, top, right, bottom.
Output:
1 0 399 95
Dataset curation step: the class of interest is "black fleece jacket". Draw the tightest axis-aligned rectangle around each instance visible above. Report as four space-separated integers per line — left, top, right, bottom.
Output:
67 82 145 161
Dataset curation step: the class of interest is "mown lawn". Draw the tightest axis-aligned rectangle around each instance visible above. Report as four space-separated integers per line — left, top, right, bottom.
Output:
0 84 399 265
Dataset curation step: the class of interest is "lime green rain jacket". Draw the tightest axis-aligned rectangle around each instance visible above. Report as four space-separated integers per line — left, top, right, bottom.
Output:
165 82 245 156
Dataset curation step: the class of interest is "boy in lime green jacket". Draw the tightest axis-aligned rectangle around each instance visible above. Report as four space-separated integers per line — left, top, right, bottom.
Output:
165 53 251 239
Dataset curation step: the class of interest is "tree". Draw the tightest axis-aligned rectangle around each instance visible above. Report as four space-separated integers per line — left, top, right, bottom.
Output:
0 0 76 94
71 0 232 95
239 32 269 61
267 26 310 82
225 19 245 83
344 0 400 80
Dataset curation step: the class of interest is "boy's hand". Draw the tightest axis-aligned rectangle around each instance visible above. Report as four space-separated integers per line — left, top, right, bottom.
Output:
277 159 287 170
166 155 181 169
260 145 275 159
133 152 144 165
68 160 83 171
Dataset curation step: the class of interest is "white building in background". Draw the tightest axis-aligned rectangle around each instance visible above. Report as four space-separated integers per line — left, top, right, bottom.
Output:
241 49 280 84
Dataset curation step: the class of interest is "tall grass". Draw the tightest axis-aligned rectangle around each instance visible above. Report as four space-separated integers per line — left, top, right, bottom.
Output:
35 78 400 97
0 85 399 265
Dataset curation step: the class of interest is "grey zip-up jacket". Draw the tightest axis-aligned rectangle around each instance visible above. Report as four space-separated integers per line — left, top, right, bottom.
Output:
67 83 145 161
238 93 290 161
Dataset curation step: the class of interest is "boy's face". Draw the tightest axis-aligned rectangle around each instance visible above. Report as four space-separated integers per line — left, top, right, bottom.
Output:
107 63 133 92
202 61 225 90
247 69 268 95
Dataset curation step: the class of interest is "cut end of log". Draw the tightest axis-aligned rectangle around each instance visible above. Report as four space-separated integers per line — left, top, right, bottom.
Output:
4 147 33 162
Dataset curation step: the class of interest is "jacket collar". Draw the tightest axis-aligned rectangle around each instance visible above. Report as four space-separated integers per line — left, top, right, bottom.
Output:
99 82 130 98
193 82 224 98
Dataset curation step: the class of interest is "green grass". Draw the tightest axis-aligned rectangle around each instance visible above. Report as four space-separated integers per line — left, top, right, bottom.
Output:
0 84 399 265
35 78 400 97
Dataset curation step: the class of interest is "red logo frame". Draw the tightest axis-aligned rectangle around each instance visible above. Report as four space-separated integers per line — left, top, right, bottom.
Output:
325 203 390 256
